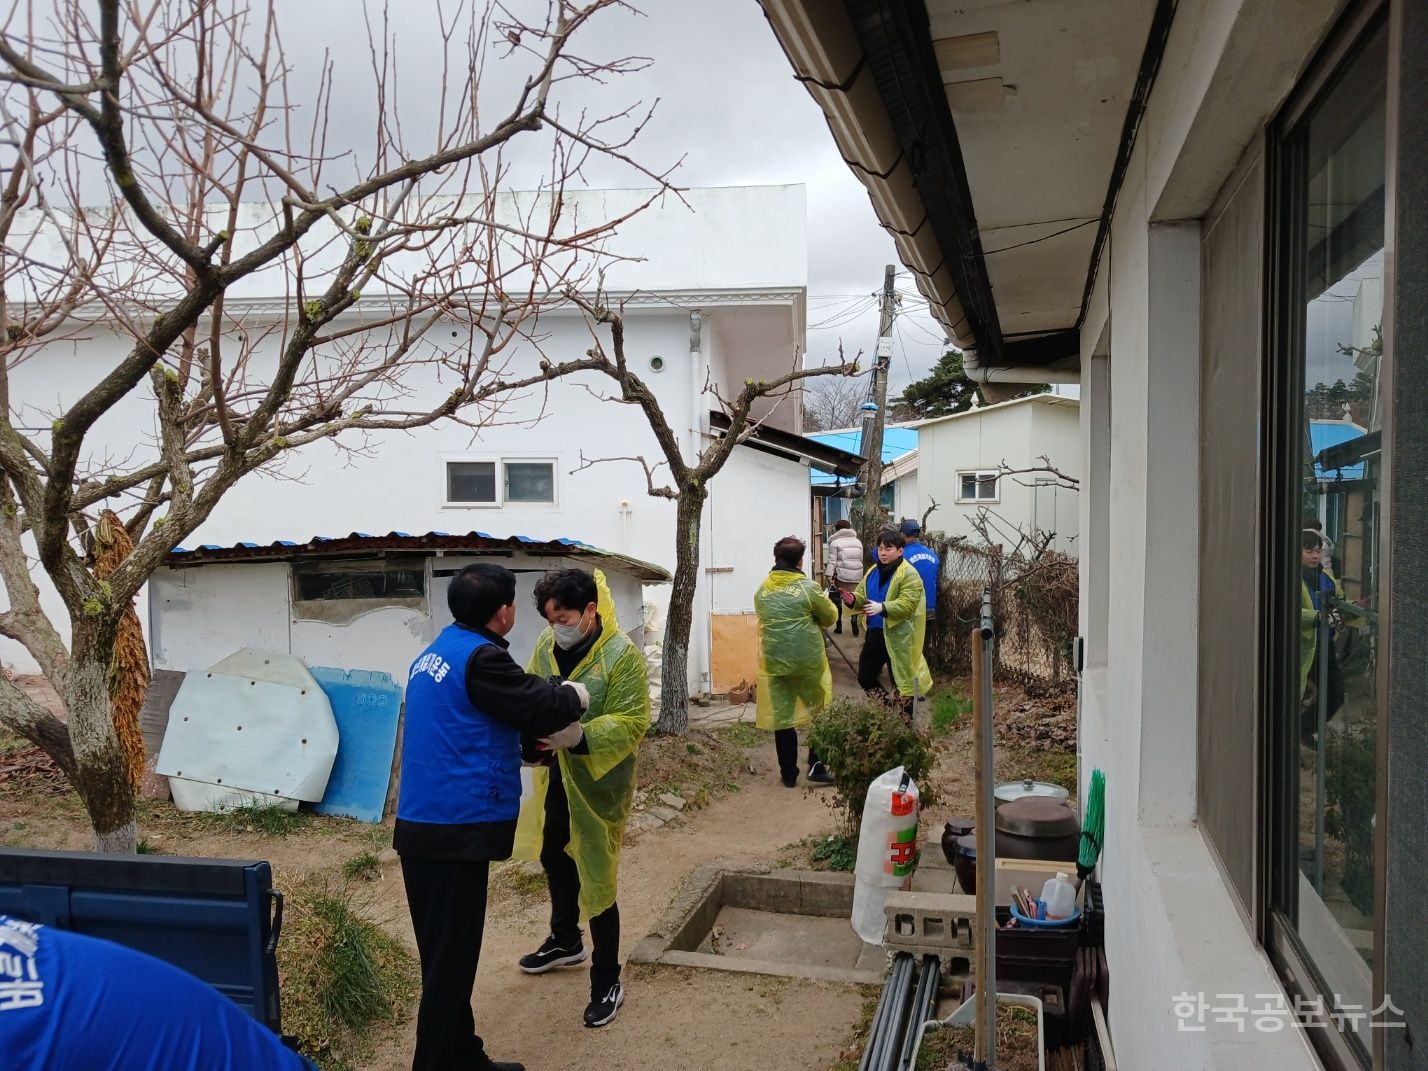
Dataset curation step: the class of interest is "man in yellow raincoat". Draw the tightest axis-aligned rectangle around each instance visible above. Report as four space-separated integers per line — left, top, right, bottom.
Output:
754 536 839 788
842 528 934 719
516 568 648 1029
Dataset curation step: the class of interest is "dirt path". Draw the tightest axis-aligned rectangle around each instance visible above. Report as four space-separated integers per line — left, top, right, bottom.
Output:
362 734 862 1071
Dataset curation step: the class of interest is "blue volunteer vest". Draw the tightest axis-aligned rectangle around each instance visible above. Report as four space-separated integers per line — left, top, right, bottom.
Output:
398 625 522 824
864 562 901 630
903 542 939 612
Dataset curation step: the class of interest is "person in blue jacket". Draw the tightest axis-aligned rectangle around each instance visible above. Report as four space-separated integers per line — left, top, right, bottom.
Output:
0 914 314 1070
898 518 940 621
396 563 589 1071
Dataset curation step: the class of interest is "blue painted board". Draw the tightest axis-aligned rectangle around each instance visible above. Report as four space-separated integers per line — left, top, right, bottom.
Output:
309 667 403 823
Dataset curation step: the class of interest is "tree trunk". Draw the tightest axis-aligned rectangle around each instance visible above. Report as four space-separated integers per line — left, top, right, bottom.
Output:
656 487 706 735
64 629 137 853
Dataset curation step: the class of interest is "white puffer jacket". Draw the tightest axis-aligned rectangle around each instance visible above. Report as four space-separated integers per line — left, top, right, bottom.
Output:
825 528 866 584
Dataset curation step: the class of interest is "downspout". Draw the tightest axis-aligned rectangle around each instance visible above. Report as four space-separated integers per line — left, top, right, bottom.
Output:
962 348 1080 404
689 311 712 698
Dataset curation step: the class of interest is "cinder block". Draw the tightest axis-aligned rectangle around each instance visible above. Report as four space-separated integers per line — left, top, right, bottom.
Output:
882 891 977 955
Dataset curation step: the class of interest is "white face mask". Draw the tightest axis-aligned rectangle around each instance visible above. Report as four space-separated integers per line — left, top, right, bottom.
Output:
551 610 593 650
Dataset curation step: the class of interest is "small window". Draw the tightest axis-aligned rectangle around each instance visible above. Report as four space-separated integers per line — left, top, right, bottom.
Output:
956 470 999 503
292 559 427 602
443 457 555 507
447 461 496 504
504 461 555 504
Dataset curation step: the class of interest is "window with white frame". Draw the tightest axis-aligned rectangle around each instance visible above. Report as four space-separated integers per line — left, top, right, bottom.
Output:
956 469 999 503
444 457 556 506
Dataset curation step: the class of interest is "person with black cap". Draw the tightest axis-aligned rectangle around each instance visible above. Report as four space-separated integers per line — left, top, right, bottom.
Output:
898 518 940 621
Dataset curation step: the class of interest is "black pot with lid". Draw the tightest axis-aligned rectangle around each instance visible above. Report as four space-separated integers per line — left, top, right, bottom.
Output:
994 796 1080 863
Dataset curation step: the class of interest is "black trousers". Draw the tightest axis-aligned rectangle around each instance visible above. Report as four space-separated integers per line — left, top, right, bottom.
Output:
401 856 492 1071
773 728 820 780
858 628 914 719
541 763 621 990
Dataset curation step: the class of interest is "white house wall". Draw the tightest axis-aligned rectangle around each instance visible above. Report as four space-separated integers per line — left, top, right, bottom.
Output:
707 446 811 613
2 188 816 694
1073 1 1342 1067
150 564 292 673
917 400 1081 553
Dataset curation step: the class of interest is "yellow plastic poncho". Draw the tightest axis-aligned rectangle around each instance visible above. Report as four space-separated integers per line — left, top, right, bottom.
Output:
852 559 934 698
514 570 649 920
1298 568 1364 699
753 568 838 731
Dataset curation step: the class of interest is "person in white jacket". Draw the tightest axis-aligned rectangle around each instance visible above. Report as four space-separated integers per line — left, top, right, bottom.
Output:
824 520 866 636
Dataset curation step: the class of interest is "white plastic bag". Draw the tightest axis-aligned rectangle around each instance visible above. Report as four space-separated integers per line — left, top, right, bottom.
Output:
851 766 921 944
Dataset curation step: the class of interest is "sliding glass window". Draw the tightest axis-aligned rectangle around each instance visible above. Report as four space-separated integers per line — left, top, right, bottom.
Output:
1267 14 1387 1068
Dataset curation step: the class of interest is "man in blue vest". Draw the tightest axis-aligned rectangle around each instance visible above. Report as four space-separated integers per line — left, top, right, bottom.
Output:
0 914 315 1070
397 563 589 1071
899 518 940 621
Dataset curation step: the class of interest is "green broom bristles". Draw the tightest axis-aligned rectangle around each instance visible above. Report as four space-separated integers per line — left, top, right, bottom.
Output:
1079 768 1105 875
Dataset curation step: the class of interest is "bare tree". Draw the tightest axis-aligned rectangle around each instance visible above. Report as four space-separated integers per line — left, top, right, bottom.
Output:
567 295 856 734
0 0 676 850
800 374 865 432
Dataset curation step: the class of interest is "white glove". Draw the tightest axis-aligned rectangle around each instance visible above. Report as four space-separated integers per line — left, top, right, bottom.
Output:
540 720 585 751
561 679 590 710
863 601 884 617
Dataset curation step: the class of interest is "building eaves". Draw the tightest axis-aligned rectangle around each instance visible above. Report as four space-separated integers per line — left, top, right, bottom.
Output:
166 531 672 583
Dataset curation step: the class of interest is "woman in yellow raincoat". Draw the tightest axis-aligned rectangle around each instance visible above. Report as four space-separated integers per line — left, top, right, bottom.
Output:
846 528 934 718
514 568 648 1028
754 536 839 787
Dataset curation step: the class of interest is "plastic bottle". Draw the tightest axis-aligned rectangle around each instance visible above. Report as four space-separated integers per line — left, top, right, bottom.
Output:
851 767 920 944
1039 871 1077 920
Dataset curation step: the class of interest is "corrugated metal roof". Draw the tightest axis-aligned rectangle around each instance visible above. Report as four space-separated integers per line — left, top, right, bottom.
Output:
1311 421 1368 482
166 531 672 582
806 426 918 487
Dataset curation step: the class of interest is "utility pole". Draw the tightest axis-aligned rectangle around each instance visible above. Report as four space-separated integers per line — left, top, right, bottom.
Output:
855 264 898 549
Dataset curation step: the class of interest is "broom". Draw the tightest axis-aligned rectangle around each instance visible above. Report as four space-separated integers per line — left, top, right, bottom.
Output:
1078 768 1105 880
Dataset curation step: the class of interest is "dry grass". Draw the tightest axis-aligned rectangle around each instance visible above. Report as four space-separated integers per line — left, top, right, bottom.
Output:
636 729 745 813
278 875 418 1071
917 1004 1040 1071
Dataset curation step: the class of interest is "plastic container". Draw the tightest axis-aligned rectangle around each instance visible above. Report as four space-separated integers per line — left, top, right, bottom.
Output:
851 766 920 943
1010 900 1082 929
1040 872 1078 919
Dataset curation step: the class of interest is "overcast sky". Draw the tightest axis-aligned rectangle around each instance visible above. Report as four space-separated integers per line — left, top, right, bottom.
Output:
264 0 952 394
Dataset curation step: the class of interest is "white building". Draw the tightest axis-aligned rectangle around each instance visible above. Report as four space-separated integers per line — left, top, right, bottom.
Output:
3 184 860 694
914 395 1080 553
765 2 1422 1070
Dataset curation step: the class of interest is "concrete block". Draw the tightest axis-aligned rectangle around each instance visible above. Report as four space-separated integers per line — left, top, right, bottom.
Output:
883 891 977 955
649 805 682 824
658 792 686 811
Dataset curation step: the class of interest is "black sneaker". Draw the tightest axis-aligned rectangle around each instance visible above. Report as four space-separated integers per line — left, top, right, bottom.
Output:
474 1059 525 1071
807 761 835 785
584 981 624 1027
781 771 798 788
518 934 587 974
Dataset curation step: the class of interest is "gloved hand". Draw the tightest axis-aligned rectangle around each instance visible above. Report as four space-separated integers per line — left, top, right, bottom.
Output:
540 720 585 751
561 679 591 710
863 600 884 617
839 588 856 606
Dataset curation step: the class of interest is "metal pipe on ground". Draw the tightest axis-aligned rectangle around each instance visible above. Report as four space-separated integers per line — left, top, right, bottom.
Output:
859 953 914 1071
894 955 941 1071
873 955 918 1071
867 953 917 1071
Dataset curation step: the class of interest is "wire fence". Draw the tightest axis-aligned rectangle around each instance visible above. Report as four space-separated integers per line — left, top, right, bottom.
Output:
923 534 1079 694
